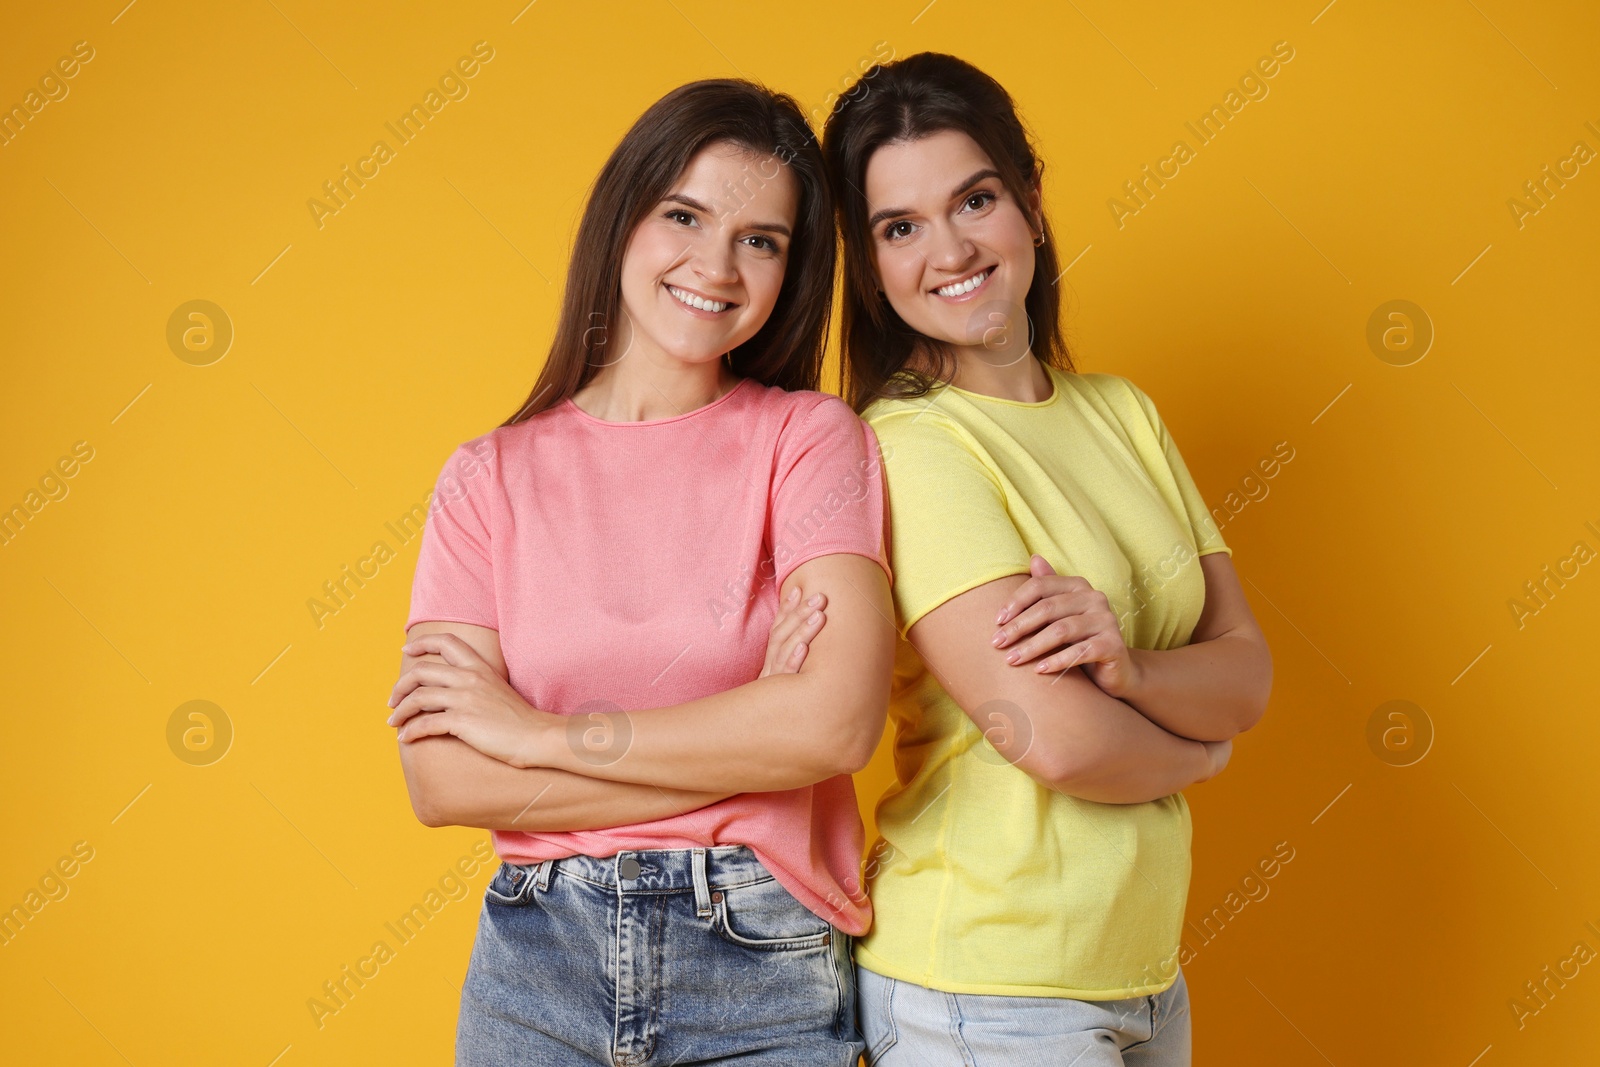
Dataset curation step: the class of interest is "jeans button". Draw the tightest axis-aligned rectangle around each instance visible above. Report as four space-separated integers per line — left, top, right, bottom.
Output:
618 857 641 879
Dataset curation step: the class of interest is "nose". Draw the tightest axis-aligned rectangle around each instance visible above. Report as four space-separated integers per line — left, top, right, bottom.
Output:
925 220 976 273
691 240 738 287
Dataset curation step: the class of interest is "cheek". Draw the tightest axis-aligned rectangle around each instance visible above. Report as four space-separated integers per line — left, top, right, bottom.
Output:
965 223 1035 302
741 257 788 311
877 247 924 301
622 224 681 288
985 212 1038 268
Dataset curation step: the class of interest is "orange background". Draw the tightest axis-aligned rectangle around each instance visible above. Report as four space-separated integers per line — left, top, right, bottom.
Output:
3 1 1597 1064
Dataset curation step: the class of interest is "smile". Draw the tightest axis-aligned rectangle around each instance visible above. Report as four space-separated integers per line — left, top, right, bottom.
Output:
667 284 734 314
932 268 992 299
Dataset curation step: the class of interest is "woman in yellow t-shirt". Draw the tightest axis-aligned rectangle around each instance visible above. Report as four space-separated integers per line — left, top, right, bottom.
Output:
821 52 1273 1065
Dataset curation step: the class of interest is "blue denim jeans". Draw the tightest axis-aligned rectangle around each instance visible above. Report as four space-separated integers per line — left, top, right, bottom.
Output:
857 964 1191 1066
455 844 863 1066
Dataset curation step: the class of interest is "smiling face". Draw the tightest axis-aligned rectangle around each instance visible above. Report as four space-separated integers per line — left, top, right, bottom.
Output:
864 129 1041 361
615 140 800 368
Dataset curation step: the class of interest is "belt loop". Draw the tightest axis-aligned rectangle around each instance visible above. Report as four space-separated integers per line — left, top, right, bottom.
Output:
692 847 712 917
535 858 554 892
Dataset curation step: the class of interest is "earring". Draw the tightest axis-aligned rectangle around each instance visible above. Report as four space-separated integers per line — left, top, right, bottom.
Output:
1033 232 1046 248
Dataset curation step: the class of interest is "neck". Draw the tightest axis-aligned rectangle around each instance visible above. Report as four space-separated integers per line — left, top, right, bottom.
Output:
571 353 740 423
915 346 1053 403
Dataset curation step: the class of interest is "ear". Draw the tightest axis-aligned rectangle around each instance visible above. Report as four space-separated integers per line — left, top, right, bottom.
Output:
1026 181 1044 238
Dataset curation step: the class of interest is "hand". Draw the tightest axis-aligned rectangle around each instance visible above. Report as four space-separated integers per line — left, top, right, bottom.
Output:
1199 738 1233 782
992 555 1141 699
760 588 827 679
387 631 557 768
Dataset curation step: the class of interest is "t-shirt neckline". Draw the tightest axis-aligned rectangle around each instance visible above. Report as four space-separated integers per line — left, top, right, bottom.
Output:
563 376 752 427
940 365 1062 408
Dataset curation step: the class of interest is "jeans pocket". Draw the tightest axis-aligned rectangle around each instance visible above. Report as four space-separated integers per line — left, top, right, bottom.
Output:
710 876 833 951
482 861 540 907
859 967 899 1066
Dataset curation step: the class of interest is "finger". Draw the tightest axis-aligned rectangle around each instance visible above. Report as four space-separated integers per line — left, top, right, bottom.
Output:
388 686 454 728
993 594 1081 648
767 598 812 653
996 572 1090 626
397 710 454 743
768 591 826 651
773 608 826 670
1001 585 1108 647
389 661 469 708
782 590 826 622
1029 554 1057 577
1005 619 1091 665
400 632 484 669
995 576 1045 627
1035 640 1095 674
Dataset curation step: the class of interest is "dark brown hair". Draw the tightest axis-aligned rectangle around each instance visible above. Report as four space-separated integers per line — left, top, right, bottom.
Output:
822 52 1074 413
501 79 835 426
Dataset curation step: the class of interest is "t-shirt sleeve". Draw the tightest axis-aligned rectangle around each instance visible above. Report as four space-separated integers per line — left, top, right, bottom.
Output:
768 396 893 592
1124 379 1232 559
870 410 1032 638
403 439 500 632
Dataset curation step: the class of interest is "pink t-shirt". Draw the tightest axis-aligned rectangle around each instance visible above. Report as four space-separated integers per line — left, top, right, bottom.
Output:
403 377 891 935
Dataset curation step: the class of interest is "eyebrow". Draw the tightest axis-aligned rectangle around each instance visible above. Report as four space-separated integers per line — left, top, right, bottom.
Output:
866 168 1004 229
663 193 792 238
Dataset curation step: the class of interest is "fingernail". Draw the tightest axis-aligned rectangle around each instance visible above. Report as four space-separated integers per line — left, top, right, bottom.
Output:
809 611 822 624
1005 652 1019 664
996 609 1008 624
808 594 822 607
992 633 1004 646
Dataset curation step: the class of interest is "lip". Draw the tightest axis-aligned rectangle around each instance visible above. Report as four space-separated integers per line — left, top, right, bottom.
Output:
929 266 996 303
665 282 739 319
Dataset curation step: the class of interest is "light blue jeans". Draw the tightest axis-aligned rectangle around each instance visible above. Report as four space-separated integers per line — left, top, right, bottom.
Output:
455 844 863 1066
857 964 1191 1066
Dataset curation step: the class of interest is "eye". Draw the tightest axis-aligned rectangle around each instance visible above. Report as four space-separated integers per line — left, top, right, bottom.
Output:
743 234 781 253
665 208 698 226
883 220 915 241
961 190 997 212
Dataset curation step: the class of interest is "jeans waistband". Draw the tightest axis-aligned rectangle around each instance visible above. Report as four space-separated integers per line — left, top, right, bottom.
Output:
516 845 774 919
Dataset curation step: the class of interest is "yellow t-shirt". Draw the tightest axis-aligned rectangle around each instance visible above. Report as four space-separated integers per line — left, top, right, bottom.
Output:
856 365 1232 999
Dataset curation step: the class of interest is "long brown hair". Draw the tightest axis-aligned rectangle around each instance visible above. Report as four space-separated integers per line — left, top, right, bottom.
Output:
502 79 835 426
822 52 1074 413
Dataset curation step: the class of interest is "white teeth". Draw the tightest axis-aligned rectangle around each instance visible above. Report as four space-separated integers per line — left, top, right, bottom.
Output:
936 270 990 297
668 286 728 313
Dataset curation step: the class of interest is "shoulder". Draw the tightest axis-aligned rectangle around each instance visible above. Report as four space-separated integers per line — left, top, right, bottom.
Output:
430 408 561 489
747 382 860 426
1069 369 1146 408
741 383 874 451
1065 370 1165 437
862 390 984 459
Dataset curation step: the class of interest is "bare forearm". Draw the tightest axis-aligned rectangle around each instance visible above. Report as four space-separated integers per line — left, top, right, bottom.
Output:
400 736 738 831
1026 673 1217 804
521 672 879 792
1124 634 1272 742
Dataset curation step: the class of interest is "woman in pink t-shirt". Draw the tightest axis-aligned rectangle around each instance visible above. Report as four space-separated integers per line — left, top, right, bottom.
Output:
386 80 897 1064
